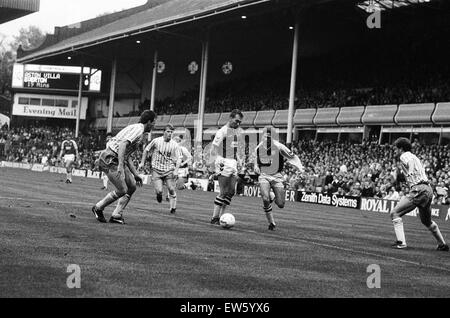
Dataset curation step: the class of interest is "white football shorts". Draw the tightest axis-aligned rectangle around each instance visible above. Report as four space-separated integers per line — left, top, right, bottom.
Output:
64 154 75 163
215 157 238 177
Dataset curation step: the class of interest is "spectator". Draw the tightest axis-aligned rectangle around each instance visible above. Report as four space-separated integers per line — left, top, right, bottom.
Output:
384 187 400 201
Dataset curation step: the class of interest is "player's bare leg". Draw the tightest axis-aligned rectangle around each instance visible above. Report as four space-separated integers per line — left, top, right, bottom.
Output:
65 161 74 183
260 181 276 230
166 176 177 214
101 173 108 190
418 206 448 251
389 196 417 248
110 166 136 224
211 176 231 224
154 178 164 203
273 185 286 209
93 165 128 223
221 175 237 216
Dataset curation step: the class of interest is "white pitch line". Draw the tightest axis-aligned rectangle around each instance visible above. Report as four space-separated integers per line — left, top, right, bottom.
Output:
1 195 449 274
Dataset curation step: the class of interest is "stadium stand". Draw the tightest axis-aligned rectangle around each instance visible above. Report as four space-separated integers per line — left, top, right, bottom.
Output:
1 125 449 205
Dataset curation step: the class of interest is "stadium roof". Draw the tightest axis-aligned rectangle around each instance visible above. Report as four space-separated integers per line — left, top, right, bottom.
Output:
0 0 40 24
357 0 433 12
17 0 277 63
17 0 443 64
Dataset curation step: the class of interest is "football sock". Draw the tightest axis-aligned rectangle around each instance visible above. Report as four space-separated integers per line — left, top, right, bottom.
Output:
223 195 232 206
264 204 275 225
213 196 225 218
103 177 108 188
220 205 228 216
112 194 131 218
66 172 72 182
96 191 120 210
169 193 177 210
428 221 445 245
393 217 406 245
220 195 232 216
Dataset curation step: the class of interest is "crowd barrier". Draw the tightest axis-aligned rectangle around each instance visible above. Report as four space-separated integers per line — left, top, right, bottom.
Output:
2 162 449 222
239 185 449 222
0 161 151 184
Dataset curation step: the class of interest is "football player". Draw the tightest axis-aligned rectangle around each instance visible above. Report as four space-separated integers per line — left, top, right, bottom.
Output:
139 124 182 214
92 110 156 224
174 135 192 187
59 133 79 184
389 137 448 251
101 133 113 190
254 127 304 230
208 109 244 225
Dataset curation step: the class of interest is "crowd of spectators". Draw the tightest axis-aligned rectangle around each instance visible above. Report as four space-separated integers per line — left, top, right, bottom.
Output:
149 73 450 116
283 139 450 205
148 50 450 116
1 124 449 205
0 124 106 171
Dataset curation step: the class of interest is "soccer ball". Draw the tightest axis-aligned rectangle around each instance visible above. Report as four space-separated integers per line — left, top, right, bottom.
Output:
219 213 235 229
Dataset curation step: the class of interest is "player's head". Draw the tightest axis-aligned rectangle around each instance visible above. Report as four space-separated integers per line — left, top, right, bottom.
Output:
229 109 243 129
163 124 175 141
173 136 182 144
394 137 412 154
64 132 72 140
140 110 157 132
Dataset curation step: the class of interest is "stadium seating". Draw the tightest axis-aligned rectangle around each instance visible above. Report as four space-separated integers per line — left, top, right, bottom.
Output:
336 106 365 126
395 103 435 125
432 103 450 125
361 105 398 126
313 108 340 126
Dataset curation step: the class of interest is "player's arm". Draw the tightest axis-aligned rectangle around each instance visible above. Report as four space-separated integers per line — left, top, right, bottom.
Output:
209 130 224 167
117 140 130 176
58 141 65 160
209 144 219 167
127 156 143 187
73 141 79 162
139 141 153 170
396 155 409 181
173 146 182 177
253 142 264 175
276 141 304 173
180 148 193 167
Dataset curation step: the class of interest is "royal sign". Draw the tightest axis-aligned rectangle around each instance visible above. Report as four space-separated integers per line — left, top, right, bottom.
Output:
360 197 448 220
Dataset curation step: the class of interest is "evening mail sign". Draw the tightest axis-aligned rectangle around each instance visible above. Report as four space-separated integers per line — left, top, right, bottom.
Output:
13 93 88 120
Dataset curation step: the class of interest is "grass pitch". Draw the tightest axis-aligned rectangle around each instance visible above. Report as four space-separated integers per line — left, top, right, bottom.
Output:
0 168 449 298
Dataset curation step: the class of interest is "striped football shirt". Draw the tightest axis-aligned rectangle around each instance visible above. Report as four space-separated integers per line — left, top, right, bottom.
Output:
107 123 145 159
145 137 181 172
399 151 428 187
